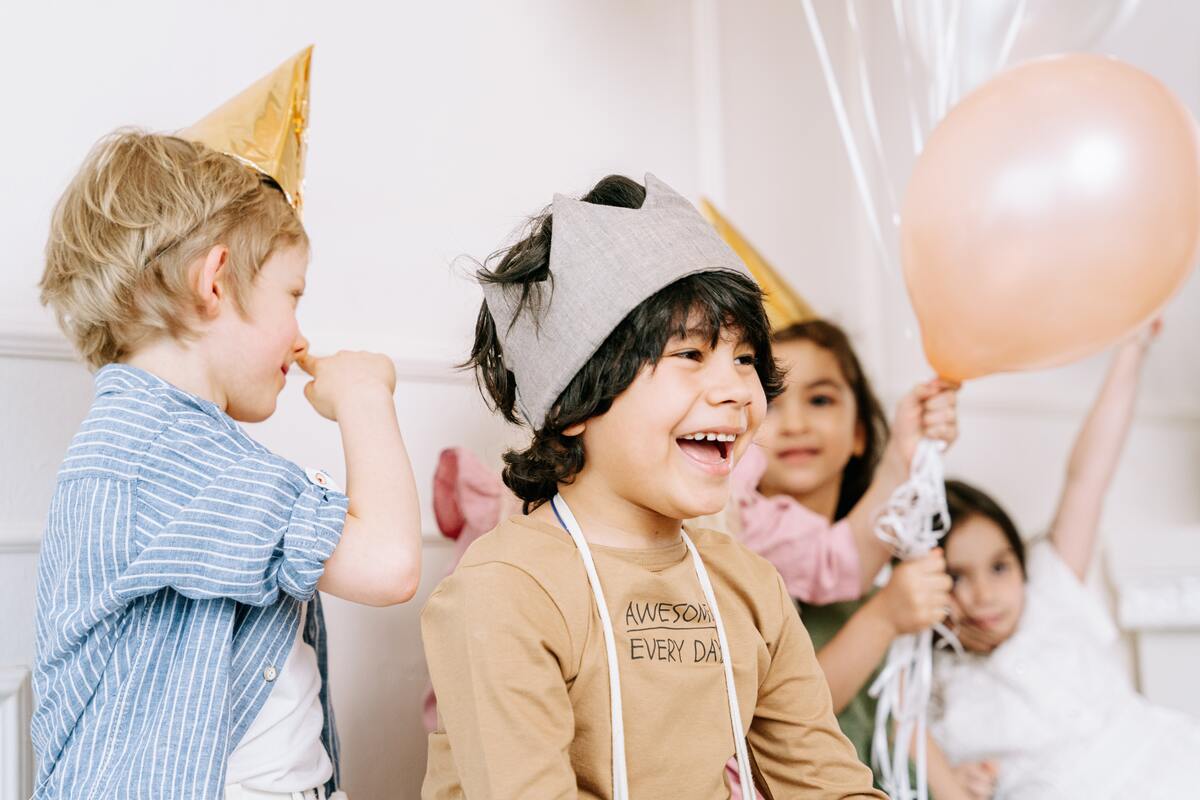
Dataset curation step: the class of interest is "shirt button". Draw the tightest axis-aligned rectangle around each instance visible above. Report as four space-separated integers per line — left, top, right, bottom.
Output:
263 665 278 682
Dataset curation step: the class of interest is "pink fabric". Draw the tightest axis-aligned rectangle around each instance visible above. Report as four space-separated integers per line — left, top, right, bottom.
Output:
726 759 766 800
732 445 863 605
423 447 523 732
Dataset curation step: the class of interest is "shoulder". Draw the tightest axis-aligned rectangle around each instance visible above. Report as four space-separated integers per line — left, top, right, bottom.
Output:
688 526 786 584
67 365 308 496
687 526 792 621
427 516 592 638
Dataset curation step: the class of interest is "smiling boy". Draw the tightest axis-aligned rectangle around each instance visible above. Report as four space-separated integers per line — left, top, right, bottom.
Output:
421 174 884 799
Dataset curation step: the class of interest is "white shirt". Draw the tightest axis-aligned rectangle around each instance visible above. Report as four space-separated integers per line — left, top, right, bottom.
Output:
226 604 333 791
931 542 1200 799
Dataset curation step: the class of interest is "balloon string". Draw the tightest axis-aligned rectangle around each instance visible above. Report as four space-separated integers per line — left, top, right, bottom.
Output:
869 439 953 800
801 0 894 275
891 0 927 155
846 0 901 228
994 0 1028 73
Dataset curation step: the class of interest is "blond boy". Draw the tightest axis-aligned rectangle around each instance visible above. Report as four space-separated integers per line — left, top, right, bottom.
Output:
32 132 420 798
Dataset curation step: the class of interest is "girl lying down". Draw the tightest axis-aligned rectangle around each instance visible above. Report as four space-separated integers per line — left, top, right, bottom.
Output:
932 323 1200 800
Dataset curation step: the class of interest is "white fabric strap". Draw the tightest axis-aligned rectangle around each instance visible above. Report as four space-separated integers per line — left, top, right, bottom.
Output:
551 495 630 799
680 532 756 800
551 494 754 800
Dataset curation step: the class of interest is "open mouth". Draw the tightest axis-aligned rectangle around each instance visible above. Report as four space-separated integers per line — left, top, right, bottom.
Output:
676 431 736 470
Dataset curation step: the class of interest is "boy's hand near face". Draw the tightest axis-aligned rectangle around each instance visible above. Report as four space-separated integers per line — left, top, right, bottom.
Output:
297 350 397 421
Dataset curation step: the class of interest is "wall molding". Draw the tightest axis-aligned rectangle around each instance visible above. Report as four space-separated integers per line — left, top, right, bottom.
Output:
0 667 33 800
0 322 468 385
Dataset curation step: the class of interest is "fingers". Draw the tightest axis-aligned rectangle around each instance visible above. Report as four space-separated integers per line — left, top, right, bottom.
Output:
296 351 319 376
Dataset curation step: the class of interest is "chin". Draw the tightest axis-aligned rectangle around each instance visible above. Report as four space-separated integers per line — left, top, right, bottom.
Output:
227 399 277 423
670 483 731 520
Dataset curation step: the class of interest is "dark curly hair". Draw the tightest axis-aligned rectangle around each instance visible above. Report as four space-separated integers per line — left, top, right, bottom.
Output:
772 319 889 520
465 174 784 510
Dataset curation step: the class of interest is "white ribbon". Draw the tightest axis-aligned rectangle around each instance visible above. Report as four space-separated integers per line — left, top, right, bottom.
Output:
551 495 755 800
868 439 955 800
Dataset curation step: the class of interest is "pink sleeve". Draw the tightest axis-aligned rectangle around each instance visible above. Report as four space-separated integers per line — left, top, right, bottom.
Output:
732 446 863 605
725 758 767 800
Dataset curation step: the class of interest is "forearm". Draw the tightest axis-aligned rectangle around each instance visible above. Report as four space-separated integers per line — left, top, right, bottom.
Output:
845 453 907 591
926 735 969 800
1051 342 1147 577
320 390 421 604
1064 342 1145 488
816 595 895 713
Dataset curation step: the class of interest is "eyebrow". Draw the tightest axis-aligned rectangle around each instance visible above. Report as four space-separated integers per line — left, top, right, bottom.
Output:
804 378 843 391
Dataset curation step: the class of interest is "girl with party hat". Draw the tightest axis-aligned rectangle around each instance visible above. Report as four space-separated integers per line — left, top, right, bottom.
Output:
32 49 423 799
421 174 884 798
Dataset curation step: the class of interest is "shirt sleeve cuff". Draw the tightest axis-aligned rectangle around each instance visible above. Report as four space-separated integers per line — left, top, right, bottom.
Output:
279 480 349 600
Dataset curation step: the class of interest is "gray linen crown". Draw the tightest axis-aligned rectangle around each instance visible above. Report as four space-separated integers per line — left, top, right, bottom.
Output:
481 173 753 427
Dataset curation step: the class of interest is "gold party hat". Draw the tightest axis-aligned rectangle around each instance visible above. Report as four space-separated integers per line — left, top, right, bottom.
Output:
699 198 816 330
182 46 312 213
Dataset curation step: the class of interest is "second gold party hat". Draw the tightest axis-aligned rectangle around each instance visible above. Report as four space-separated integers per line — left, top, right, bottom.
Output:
182 46 312 213
699 198 815 330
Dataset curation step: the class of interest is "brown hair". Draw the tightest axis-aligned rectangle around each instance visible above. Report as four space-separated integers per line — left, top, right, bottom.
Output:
773 319 889 519
40 129 307 368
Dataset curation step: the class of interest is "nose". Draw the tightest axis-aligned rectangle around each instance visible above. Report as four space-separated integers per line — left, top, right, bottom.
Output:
705 356 754 409
292 332 309 360
778 396 809 434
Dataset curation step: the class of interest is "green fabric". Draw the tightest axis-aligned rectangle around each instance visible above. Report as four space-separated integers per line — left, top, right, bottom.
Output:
799 597 883 785
800 595 925 795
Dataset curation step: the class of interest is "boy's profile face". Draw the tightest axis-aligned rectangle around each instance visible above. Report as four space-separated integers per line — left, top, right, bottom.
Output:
571 314 767 523
208 244 310 422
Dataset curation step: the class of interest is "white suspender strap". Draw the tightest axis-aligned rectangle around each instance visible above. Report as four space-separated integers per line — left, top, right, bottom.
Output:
551 494 755 800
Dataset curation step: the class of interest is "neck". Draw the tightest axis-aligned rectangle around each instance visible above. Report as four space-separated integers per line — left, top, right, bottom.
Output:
123 338 224 410
552 479 682 549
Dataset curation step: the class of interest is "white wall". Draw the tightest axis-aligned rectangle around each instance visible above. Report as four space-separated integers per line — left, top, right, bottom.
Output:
0 2 701 796
4 1 1200 796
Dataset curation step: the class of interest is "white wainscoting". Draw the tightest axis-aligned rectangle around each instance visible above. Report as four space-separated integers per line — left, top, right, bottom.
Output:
0 667 33 800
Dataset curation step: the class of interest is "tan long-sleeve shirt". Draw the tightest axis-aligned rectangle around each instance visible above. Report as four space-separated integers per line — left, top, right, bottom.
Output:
421 516 886 799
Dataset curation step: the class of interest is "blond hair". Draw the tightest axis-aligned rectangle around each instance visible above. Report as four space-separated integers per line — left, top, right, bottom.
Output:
40 130 308 368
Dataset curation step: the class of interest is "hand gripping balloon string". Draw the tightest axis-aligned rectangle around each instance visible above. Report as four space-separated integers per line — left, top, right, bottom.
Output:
868 438 959 800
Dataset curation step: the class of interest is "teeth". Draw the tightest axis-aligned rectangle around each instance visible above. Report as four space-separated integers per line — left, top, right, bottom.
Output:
682 432 738 442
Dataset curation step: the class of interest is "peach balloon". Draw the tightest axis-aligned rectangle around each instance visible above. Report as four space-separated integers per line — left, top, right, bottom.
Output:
901 54 1200 381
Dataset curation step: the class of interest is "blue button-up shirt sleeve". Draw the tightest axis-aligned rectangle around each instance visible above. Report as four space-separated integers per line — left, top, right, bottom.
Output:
116 453 348 606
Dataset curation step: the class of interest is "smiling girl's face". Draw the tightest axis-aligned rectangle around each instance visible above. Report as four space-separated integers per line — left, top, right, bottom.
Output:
944 514 1026 652
755 339 864 511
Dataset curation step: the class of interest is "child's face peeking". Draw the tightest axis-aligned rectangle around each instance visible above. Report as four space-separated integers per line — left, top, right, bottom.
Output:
207 244 310 422
755 339 863 509
568 314 767 523
944 514 1026 653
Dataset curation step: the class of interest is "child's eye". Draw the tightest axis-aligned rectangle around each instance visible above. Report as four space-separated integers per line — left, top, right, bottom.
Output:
948 573 961 586
992 562 1009 575
735 353 757 367
673 349 702 361
809 394 836 407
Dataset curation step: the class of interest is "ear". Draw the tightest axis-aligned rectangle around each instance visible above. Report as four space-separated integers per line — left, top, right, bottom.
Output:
852 420 866 457
562 421 586 437
193 245 230 318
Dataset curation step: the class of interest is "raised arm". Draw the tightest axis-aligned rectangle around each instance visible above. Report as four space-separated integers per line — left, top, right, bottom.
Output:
300 350 423 606
1050 322 1157 581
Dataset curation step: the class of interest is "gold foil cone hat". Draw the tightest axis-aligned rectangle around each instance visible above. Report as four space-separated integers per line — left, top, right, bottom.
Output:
699 199 815 330
182 46 312 213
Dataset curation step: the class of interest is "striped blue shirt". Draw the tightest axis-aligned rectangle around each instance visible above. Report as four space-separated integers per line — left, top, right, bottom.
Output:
32 364 350 799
